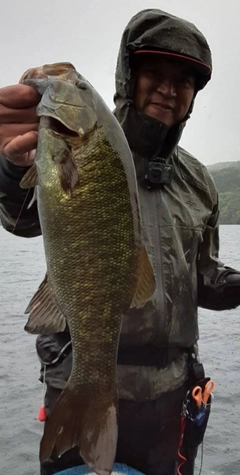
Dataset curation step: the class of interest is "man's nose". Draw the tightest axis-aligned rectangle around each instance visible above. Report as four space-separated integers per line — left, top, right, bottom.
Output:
156 78 177 96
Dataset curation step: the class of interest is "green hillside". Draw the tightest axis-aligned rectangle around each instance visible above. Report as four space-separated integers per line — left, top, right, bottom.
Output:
208 161 240 173
208 162 240 224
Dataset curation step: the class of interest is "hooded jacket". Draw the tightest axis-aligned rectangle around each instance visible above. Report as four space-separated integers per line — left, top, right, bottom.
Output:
1 9 240 401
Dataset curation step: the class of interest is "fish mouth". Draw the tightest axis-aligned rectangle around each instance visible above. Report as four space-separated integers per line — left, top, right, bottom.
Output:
43 116 80 138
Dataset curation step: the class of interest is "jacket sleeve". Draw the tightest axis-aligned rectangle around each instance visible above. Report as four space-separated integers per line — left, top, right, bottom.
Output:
197 199 240 310
0 153 41 237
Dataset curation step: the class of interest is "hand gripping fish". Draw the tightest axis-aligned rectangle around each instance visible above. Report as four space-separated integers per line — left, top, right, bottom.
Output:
20 63 156 475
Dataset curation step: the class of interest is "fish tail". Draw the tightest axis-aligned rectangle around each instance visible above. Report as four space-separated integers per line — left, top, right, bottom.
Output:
40 385 118 475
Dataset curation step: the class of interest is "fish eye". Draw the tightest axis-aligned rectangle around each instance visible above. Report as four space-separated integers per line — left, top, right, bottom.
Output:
77 81 87 90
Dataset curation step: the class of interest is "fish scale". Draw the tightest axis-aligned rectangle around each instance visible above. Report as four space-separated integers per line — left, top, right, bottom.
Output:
20 62 155 475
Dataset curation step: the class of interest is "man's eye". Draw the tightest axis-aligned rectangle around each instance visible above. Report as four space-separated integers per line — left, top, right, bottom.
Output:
178 76 195 87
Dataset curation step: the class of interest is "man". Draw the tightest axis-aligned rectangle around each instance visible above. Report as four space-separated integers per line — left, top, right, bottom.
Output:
0 8 240 475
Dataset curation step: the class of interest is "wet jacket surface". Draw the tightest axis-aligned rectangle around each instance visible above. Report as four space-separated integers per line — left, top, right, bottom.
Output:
1 9 240 401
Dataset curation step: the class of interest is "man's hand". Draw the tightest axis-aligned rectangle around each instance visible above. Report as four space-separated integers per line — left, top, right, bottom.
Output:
0 84 40 167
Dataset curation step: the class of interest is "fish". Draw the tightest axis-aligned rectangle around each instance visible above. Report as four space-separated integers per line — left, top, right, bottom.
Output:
20 62 155 475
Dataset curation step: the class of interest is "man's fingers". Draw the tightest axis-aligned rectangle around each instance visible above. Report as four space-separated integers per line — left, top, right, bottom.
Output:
0 85 40 123
0 104 39 123
4 148 36 167
3 131 38 161
0 123 39 148
0 84 40 166
0 84 40 108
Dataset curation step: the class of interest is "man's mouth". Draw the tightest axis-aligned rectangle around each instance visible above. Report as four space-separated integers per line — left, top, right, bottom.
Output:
150 102 173 111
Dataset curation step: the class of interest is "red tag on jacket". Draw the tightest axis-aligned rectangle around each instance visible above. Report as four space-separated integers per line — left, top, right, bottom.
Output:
38 406 47 422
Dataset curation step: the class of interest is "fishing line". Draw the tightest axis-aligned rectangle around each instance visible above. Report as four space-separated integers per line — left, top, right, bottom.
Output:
198 441 204 475
11 187 32 234
42 364 46 401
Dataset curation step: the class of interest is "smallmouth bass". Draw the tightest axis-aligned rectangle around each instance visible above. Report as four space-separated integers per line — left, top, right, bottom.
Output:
21 62 155 475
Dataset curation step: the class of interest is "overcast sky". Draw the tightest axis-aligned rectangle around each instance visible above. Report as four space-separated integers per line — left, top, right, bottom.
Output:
1 0 239 165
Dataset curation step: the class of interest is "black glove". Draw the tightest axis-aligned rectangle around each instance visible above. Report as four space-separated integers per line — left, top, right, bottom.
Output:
223 273 240 308
198 268 240 311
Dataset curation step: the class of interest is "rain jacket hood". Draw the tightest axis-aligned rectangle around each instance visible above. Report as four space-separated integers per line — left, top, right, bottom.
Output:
114 9 212 160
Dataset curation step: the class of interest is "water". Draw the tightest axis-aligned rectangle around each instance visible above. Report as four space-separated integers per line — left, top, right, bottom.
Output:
0 225 240 475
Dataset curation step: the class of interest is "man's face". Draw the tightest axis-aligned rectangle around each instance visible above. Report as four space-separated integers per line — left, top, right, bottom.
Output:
133 56 196 127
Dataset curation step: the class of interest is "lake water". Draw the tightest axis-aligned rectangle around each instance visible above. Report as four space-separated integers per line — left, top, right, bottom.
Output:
0 225 239 475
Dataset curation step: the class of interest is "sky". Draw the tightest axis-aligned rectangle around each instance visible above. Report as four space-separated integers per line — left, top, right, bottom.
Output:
1 0 239 166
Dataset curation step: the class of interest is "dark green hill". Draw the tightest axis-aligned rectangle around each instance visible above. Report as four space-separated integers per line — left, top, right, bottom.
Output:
208 161 240 173
207 162 240 224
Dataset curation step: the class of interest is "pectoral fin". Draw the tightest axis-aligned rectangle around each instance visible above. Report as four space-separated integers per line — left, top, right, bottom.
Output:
20 164 38 189
27 187 37 209
24 274 66 334
130 245 156 309
52 145 79 195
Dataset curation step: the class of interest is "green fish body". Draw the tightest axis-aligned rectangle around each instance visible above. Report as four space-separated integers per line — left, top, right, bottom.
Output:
21 63 155 475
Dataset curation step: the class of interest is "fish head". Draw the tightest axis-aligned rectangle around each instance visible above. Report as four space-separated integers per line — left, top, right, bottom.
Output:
37 75 98 139
21 62 77 80
22 62 98 137
21 62 79 94
32 69 100 195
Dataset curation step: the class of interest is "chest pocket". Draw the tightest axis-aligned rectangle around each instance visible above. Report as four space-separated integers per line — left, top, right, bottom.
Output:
170 159 213 231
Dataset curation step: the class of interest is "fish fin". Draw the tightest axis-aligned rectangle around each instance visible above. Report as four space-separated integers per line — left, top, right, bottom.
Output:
0 192 6 199
24 274 66 334
53 148 79 195
20 164 38 189
27 187 37 209
130 245 156 309
40 387 117 475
